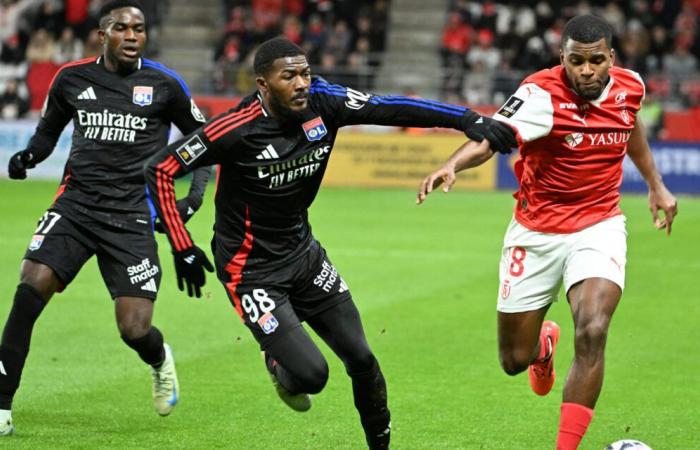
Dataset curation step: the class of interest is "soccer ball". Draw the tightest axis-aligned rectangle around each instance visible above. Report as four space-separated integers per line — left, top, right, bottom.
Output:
604 439 652 450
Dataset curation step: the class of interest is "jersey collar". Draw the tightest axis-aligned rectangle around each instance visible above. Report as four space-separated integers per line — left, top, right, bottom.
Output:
587 74 614 107
256 92 270 117
95 56 143 70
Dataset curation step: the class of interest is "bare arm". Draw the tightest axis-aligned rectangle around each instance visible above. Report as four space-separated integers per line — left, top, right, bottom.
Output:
626 118 678 235
416 139 494 204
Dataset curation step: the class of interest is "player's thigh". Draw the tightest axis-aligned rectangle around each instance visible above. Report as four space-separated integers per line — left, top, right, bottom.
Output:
22 206 95 291
221 270 306 349
306 298 375 371
564 215 627 294
291 240 352 321
95 228 162 300
496 218 567 313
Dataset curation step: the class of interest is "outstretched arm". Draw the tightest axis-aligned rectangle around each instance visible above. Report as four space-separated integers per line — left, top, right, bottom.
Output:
626 118 678 235
416 139 494 204
312 78 516 154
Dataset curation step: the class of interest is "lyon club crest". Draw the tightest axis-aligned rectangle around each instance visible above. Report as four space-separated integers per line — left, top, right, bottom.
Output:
258 312 279 334
302 117 327 141
132 86 153 106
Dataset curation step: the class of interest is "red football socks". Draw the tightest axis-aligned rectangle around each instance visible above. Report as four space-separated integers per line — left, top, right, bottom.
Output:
556 402 594 450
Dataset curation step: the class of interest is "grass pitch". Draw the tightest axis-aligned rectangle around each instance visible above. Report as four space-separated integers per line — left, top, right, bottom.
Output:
0 179 698 449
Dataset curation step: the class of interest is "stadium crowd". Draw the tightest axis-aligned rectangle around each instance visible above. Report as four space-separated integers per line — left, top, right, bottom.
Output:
441 0 700 111
2 0 700 125
213 0 389 93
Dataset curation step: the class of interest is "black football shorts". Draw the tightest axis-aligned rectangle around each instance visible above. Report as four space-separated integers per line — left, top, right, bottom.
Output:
217 239 352 348
23 199 162 300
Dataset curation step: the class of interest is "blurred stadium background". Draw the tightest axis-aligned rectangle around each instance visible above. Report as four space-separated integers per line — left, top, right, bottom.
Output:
0 1 698 449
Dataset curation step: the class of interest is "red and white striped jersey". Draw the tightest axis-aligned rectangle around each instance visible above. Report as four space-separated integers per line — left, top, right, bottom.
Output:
494 65 645 233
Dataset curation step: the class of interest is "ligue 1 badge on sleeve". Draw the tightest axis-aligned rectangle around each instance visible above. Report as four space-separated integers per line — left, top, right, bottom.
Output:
302 116 327 141
132 86 153 106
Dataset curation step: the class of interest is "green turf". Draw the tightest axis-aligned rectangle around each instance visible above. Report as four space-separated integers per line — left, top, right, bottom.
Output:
0 179 698 449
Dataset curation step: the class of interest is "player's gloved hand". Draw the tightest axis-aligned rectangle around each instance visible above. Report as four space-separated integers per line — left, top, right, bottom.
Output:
461 111 517 154
154 197 198 233
8 150 36 179
172 245 214 298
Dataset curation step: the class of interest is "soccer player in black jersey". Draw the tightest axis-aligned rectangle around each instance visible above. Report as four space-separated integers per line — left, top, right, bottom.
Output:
145 37 515 449
0 0 211 435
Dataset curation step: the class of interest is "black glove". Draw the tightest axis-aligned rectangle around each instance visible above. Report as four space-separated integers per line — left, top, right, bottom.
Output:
8 150 36 179
172 245 214 298
154 197 198 233
462 111 518 154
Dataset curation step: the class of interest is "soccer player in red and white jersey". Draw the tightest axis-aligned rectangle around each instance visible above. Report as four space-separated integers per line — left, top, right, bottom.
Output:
417 15 678 450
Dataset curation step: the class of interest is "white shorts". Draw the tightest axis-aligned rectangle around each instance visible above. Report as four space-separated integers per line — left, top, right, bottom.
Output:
496 215 627 313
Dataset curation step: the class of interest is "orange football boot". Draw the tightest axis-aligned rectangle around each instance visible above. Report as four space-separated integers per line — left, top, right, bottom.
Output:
528 320 561 396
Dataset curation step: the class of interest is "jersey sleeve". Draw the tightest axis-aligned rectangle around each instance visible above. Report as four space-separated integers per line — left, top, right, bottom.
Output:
310 77 467 130
26 71 74 163
493 82 554 143
145 113 242 252
165 75 207 134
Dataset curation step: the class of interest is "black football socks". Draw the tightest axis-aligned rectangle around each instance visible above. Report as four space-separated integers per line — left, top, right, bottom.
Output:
121 326 165 368
0 283 48 409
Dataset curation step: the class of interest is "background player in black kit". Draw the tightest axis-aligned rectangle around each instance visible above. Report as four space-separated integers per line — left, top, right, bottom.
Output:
146 37 515 449
0 0 211 436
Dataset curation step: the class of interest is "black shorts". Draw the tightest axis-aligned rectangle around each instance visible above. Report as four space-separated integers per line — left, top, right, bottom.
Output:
23 200 162 300
217 239 352 348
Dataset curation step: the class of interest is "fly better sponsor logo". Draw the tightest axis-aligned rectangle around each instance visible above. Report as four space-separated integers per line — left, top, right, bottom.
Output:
257 145 331 188
127 258 160 285
77 109 148 143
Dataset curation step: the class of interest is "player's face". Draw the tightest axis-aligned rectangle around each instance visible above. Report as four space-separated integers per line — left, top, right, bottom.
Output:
99 7 146 72
561 38 615 100
259 55 311 120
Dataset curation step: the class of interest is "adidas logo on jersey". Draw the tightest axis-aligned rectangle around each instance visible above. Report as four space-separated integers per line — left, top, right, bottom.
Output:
141 278 157 292
77 86 97 100
256 144 279 160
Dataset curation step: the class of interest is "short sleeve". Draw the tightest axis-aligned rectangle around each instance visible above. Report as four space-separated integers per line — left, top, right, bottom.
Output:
493 83 554 143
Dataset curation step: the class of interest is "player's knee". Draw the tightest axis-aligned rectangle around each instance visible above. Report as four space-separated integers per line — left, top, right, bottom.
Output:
117 316 151 340
574 315 610 355
499 350 530 375
296 358 329 394
19 261 59 301
343 348 375 375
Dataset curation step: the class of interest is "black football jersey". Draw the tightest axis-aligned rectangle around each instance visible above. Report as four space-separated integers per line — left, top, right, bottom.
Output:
28 56 206 213
147 77 470 269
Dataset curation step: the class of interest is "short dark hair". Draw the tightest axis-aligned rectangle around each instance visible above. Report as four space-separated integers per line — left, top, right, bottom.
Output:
253 36 306 75
98 0 144 25
561 14 613 49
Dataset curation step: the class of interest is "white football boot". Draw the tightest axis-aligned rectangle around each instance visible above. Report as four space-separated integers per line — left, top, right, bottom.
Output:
151 344 179 416
0 409 14 436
